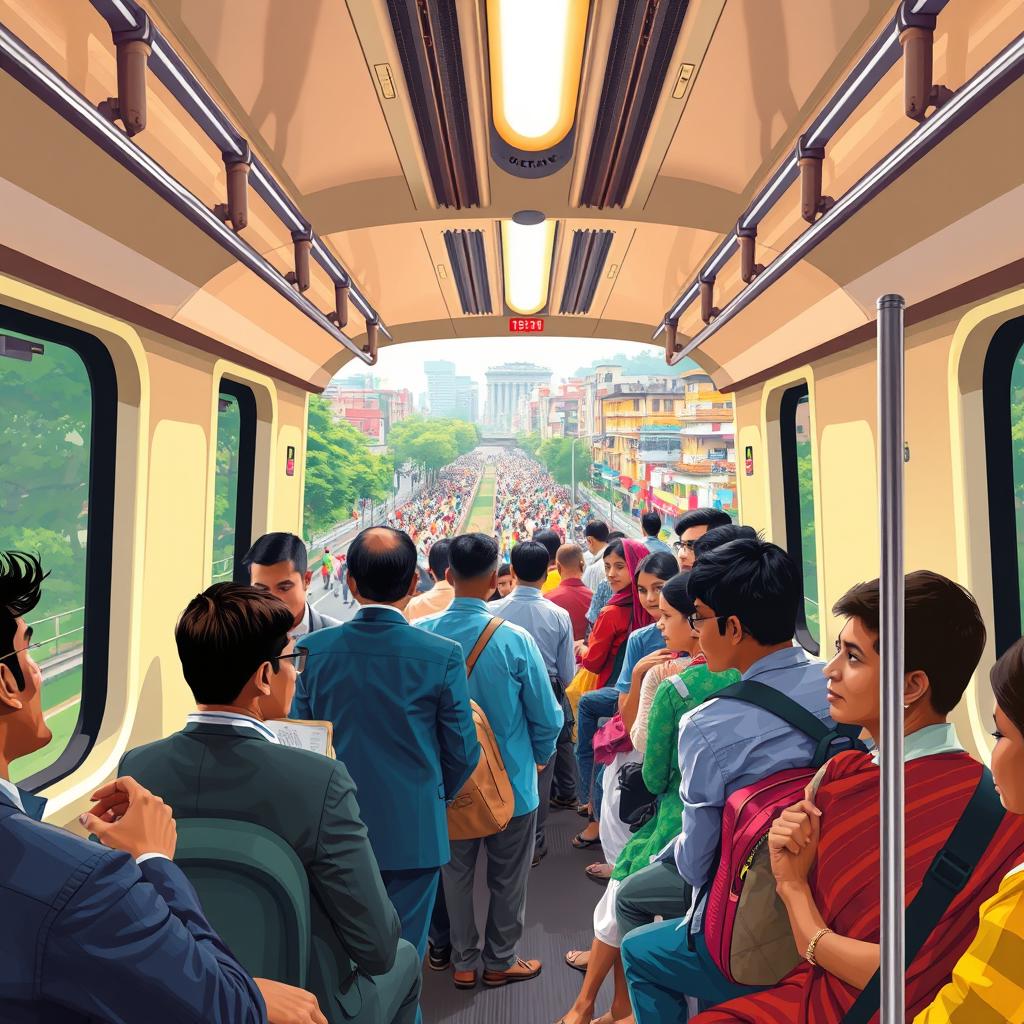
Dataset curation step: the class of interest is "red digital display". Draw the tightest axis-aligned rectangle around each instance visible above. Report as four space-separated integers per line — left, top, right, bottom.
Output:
509 317 544 333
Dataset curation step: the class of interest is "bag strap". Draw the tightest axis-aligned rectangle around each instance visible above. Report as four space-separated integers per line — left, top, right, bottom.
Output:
466 617 504 677
842 766 1006 1024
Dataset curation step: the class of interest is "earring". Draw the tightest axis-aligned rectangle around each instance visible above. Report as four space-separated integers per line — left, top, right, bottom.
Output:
903 703 911 710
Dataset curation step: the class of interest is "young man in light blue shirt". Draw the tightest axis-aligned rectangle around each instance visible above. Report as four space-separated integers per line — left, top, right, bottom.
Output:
417 534 563 990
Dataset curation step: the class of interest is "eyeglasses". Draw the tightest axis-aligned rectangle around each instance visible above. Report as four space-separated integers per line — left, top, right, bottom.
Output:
673 540 697 553
0 633 46 665
274 647 309 675
686 613 728 630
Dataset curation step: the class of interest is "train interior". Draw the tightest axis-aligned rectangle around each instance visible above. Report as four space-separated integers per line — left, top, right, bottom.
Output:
1 0 1024 1020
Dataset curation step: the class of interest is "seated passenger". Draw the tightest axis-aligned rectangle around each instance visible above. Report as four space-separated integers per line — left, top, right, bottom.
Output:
120 582 420 1024
404 537 454 622
694 572 1024 1023
244 531 339 638
291 527 478 967
618 537 844 1022
915 636 1024 1022
416 534 563 989
0 551 322 1024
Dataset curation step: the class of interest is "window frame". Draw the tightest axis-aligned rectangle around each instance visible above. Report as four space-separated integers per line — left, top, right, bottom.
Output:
779 382 820 656
215 379 258 585
982 316 1024 656
0 304 117 792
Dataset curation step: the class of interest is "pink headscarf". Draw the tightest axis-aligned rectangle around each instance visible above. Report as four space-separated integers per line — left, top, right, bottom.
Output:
605 537 654 628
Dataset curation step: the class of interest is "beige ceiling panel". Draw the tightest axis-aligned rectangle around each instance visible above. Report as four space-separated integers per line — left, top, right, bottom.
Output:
150 0 403 196
326 223 451 327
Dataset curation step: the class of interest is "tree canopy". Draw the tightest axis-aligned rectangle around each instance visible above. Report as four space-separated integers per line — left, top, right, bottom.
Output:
388 416 479 479
535 437 590 486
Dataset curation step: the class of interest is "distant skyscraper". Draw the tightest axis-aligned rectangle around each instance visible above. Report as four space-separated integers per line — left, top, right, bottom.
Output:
454 375 475 421
424 359 457 417
485 362 552 431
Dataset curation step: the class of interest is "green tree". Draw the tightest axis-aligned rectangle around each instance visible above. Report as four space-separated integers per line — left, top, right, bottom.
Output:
517 432 542 458
387 415 476 482
535 437 590 486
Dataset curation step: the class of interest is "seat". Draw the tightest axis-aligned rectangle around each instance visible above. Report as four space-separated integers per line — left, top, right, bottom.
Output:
173 818 311 987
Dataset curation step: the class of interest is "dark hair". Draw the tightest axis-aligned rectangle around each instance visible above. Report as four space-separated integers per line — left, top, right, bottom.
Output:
0 551 48 691
532 529 561 562
584 520 610 543
607 531 626 542
242 532 308 576
660 571 695 617
175 583 294 704
449 533 499 580
604 539 626 561
511 541 550 584
688 537 799 645
641 511 662 537
636 551 678 581
497 563 513 578
692 524 758 559
428 538 453 580
674 507 732 538
347 527 418 602
991 638 1024 736
833 570 986 716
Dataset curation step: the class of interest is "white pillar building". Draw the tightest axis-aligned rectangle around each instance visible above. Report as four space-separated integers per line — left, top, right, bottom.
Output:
485 362 552 431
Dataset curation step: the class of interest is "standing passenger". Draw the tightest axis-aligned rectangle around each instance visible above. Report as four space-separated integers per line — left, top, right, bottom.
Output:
640 512 673 555
405 538 455 622
672 508 732 570
417 534 563 989
546 544 594 642
291 527 479 970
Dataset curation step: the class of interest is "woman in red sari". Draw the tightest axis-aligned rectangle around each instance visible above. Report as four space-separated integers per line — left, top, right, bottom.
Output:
694 571 1024 1024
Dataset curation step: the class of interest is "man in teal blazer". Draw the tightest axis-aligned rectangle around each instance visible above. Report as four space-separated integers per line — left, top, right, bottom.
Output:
122 582 421 1024
292 527 480 968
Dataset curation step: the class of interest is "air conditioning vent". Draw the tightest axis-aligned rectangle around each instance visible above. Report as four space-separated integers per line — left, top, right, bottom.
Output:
444 230 492 314
386 0 480 209
560 230 614 314
579 0 690 209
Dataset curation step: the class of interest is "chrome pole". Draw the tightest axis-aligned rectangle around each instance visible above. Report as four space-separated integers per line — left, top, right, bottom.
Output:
878 293 905 1024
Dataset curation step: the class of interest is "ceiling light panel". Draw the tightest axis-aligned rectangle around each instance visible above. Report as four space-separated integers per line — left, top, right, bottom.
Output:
501 218 557 315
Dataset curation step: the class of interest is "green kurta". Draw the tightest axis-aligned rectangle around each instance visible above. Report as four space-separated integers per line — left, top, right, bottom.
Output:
612 661 740 881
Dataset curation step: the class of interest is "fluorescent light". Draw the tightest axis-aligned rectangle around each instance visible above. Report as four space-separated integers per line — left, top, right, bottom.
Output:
488 0 588 151
502 217 556 315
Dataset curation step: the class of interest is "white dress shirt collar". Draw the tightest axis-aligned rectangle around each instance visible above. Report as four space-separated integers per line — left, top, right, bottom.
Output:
186 710 280 743
289 603 312 639
0 776 24 813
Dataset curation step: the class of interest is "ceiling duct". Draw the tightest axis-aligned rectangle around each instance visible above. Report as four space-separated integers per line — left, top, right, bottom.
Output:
578 0 690 209
386 0 481 209
443 229 492 314
560 229 614 314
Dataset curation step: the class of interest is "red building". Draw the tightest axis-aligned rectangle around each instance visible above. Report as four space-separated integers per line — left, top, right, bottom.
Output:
328 388 412 443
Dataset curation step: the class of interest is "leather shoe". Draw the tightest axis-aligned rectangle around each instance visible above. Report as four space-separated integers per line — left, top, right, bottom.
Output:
428 943 451 971
452 967 477 989
482 957 542 987
532 845 547 867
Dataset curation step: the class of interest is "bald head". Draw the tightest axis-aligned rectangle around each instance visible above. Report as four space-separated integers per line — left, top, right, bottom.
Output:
347 526 418 604
555 543 585 580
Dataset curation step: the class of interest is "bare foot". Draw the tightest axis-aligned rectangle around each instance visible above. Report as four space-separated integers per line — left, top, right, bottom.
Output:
554 1006 595 1024
579 821 600 841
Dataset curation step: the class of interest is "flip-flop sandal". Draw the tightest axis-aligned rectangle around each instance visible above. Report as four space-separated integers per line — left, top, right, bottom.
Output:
585 862 612 882
564 950 589 973
572 831 601 849
576 804 590 817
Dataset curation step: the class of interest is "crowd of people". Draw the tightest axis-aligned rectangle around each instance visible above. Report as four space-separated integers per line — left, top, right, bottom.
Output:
4 456 1024 1024
390 453 483 545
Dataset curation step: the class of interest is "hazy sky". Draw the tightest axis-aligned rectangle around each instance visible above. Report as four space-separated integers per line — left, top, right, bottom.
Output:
338 336 666 398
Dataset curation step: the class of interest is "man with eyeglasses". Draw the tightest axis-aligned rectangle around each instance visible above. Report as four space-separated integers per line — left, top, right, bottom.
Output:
672 508 733 570
121 582 423 1024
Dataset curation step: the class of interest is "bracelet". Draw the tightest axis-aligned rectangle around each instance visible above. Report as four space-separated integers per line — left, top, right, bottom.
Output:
804 926 832 966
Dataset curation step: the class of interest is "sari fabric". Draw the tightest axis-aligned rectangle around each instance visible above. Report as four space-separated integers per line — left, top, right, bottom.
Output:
694 750 1024 1024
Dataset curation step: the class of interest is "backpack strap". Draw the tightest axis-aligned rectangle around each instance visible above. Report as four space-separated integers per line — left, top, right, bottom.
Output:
466 617 504 677
842 766 1006 1024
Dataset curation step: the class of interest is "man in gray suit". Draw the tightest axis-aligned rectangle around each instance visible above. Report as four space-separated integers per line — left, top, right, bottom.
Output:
244 532 340 637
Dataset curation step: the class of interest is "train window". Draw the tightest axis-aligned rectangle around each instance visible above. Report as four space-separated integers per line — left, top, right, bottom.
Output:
779 384 820 654
0 309 116 788
982 317 1024 655
211 381 257 585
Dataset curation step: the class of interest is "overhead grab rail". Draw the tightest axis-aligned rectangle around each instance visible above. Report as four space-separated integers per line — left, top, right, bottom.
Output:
657 0 951 360
87 0 389 356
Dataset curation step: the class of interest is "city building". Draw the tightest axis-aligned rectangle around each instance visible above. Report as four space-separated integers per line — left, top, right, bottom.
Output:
486 362 551 431
329 387 413 444
424 359 457 417
454 375 479 422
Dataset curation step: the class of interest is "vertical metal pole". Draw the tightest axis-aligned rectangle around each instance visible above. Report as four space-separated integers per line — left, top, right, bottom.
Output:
878 293 906 1024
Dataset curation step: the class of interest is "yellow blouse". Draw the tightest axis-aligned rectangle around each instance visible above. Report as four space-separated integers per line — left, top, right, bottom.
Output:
913 864 1024 1023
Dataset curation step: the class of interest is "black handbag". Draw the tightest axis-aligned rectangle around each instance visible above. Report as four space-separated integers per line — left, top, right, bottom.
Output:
617 760 656 833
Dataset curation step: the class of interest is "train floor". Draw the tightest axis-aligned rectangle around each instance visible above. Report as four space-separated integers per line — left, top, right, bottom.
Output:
420 806 614 1023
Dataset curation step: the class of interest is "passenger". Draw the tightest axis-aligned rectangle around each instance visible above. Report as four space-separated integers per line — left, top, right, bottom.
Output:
320 548 334 592
493 540 577 865
487 562 514 602
694 572 1024 1023
582 520 611 588
0 552 322 1024
915 636 1024 1022
416 533 563 989
618 536 843 1021
585 531 627 630
640 511 672 555
672 508 732 570
533 528 563 594
691 523 758 560
290 527 479 966
121 582 421 1024
335 553 352 607
547 543 594 642
558 571 741 1024
404 537 454 622
573 539 654 846
244 532 340 637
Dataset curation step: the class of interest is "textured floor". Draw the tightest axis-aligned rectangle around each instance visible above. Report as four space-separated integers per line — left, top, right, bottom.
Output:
420 807 614 1023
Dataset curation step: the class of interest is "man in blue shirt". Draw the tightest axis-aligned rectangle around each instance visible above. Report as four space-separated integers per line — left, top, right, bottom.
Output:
492 540 576 862
417 534 562 990
640 511 673 555
618 537 841 1023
